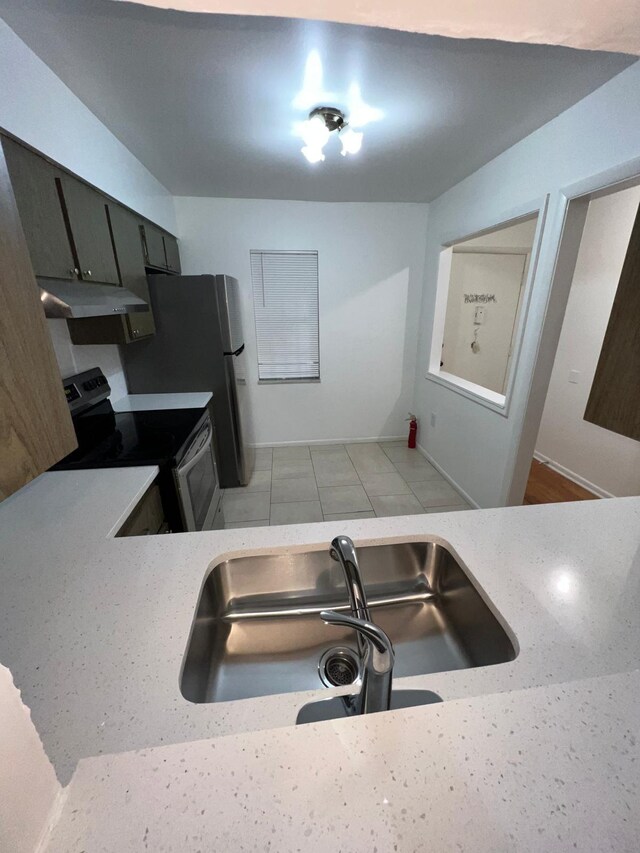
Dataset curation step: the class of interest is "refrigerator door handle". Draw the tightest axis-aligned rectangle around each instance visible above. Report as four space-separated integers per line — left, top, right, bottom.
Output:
224 343 245 357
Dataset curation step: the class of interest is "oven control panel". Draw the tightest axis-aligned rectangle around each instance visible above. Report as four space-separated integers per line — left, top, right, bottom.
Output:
62 368 111 415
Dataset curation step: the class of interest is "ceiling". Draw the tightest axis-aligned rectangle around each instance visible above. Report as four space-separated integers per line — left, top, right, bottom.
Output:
1 0 635 202
122 0 640 56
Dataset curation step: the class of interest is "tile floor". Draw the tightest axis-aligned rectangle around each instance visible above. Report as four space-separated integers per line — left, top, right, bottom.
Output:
222 442 472 528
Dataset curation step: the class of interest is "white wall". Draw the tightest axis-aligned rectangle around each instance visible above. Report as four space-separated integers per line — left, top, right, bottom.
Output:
0 20 178 394
413 59 640 508
0 663 60 853
48 320 128 399
174 198 429 445
535 186 640 497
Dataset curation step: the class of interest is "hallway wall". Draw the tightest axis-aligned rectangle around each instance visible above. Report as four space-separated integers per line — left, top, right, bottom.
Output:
535 186 640 497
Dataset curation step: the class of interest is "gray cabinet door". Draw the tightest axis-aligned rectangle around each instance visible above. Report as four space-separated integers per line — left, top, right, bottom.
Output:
2 137 76 280
141 222 166 268
58 175 120 285
163 234 181 273
108 204 156 340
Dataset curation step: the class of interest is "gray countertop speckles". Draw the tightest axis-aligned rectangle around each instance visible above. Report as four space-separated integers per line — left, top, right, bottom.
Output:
1 470 639 796
44 671 640 852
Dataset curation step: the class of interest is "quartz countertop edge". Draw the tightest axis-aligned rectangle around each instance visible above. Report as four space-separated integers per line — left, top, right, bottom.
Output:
43 669 640 852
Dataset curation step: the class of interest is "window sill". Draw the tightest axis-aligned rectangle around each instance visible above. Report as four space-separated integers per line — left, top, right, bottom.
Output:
258 378 321 385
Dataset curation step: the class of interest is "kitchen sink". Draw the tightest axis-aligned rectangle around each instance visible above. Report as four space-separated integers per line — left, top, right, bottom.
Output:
180 540 517 704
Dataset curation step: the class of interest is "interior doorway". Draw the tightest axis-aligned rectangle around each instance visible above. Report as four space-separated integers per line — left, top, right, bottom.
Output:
523 182 640 504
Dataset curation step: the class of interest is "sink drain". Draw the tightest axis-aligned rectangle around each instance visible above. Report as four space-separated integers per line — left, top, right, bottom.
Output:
319 647 360 688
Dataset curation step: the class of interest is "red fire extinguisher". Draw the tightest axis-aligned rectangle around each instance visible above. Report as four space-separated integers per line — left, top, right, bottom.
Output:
407 413 418 449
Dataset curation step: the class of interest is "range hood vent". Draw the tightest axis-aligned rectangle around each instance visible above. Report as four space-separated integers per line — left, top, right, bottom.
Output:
38 278 149 319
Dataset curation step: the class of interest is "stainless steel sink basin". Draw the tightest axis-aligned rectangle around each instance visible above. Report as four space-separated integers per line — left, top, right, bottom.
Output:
180 540 517 704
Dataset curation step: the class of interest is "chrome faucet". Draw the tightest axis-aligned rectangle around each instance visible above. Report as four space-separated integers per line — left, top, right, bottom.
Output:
321 610 395 714
325 535 395 714
330 535 371 658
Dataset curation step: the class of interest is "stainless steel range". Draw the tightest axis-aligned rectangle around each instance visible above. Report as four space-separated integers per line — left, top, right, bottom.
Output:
52 367 223 533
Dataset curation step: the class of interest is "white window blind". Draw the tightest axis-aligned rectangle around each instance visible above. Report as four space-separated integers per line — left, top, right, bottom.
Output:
250 250 320 381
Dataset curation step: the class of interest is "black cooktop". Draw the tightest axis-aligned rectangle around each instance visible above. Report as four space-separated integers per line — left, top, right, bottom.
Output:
52 401 207 470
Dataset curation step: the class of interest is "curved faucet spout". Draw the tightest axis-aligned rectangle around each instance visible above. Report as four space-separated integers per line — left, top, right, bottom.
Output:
330 535 371 623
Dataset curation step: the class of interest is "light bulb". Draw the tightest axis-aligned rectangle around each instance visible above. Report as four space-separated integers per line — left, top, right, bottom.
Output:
301 145 325 164
340 128 363 156
301 116 330 150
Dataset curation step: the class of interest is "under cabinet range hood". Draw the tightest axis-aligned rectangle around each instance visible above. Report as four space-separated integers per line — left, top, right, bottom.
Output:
38 278 148 319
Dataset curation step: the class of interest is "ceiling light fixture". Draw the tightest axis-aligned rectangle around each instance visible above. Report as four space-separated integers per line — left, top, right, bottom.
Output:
300 106 363 164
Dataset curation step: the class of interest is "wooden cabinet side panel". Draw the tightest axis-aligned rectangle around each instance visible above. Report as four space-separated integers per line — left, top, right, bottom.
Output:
0 148 77 501
584 202 640 442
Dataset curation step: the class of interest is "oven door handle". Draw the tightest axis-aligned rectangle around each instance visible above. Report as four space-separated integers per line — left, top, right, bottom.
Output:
177 424 213 477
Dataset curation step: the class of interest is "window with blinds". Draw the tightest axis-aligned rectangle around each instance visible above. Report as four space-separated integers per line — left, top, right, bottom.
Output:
250 250 320 381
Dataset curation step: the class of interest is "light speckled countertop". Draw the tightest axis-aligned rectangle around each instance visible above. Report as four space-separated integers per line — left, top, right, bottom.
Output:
45 670 639 852
112 391 212 411
1 469 639 803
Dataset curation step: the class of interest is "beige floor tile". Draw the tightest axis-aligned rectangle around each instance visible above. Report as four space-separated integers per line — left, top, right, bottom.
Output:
392 460 442 482
253 449 273 471
224 520 271 529
344 441 386 454
382 446 427 464
272 459 315 480
318 485 373 515
224 469 271 495
309 444 346 453
423 505 472 513
369 494 426 516
360 472 412 497
312 457 360 487
270 501 324 525
272 445 310 460
352 457 396 476
310 447 350 463
323 511 376 521
409 480 467 507
271 476 319 504
222 491 271 522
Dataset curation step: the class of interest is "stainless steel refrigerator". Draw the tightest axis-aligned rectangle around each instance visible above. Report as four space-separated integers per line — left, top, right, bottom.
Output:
123 274 254 488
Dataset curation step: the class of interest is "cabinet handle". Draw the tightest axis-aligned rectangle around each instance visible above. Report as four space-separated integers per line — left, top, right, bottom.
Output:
84 270 92 277
132 329 139 337
69 268 79 277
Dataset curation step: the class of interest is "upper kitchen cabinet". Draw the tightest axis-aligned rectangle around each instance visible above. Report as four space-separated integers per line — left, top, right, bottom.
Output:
140 222 167 269
110 205 156 340
57 174 120 285
163 233 181 273
1 136 76 280
0 144 77 501
67 203 156 344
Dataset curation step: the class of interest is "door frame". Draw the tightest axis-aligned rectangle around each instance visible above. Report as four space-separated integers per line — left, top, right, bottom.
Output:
505 155 640 505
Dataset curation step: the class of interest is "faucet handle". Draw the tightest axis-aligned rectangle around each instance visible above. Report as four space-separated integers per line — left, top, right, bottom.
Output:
320 610 395 673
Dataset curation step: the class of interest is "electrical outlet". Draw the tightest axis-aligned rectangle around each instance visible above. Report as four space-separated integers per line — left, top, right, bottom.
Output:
430 413 436 428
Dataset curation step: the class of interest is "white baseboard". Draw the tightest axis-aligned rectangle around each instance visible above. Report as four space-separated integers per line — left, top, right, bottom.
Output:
533 452 613 499
251 436 406 449
416 442 480 509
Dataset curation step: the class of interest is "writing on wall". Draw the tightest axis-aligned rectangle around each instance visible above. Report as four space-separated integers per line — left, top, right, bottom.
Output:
464 294 497 303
